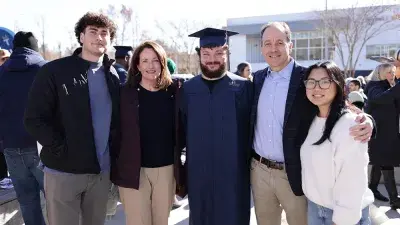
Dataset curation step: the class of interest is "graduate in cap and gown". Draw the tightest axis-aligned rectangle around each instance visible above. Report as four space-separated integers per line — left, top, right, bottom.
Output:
113 46 133 84
179 28 253 225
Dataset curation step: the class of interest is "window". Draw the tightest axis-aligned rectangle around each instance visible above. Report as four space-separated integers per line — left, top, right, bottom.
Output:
246 37 264 63
291 31 334 61
310 38 322 48
296 39 308 48
309 48 322 60
366 44 400 59
296 49 308 61
245 31 335 63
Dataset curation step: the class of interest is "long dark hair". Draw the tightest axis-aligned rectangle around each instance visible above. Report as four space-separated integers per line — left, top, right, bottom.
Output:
304 61 347 145
235 62 250 76
126 41 172 89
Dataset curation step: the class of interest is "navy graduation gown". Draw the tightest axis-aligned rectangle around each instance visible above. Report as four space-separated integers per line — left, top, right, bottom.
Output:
180 72 253 225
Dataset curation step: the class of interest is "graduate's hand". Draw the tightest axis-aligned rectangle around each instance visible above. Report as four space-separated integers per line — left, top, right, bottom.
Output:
349 113 373 143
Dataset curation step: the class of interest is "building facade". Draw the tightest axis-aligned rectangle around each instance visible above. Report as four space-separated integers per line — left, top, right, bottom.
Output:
226 6 400 76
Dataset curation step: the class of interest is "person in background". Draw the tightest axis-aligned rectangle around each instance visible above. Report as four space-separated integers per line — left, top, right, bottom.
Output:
0 49 10 66
348 78 368 102
167 58 177 75
348 91 365 111
365 63 400 209
0 31 47 225
345 77 353 95
357 76 367 89
106 45 133 219
166 57 185 209
114 45 133 84
0 141 8 185
301 61 373 225
24 12 120 225
0 48 9 185
235 62 252 80
393 49 400 80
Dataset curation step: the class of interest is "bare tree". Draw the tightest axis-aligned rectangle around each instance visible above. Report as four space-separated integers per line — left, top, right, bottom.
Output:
155 19 212 74
101 4 139 46
57 42 62 58
36 15 46 59
100 5 120 44
317 3 400 76
65 30 79 56
120 5 133 45
132 13 142 47
13 20 20 33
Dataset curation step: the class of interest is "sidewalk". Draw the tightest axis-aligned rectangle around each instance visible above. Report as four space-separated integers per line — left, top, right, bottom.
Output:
105 184 400 225
1 185 398 224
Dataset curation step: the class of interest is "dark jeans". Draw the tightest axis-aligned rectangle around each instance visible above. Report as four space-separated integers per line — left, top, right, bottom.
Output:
0 152 8 179
3 147 45 225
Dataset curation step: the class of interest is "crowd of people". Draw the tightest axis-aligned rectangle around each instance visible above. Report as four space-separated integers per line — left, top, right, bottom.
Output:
0 10 399 225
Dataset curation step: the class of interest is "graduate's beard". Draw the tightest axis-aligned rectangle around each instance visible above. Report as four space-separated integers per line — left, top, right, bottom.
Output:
200 61 227 79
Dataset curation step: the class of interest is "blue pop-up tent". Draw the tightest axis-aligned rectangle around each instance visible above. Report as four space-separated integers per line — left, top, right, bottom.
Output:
0 27 15 51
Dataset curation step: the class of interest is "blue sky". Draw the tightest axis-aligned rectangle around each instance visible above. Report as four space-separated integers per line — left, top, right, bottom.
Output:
1 0 397 50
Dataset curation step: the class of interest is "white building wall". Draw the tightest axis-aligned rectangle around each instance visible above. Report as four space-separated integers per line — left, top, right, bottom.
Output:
227 12 317 26
229 34 267 72
228 35 247 72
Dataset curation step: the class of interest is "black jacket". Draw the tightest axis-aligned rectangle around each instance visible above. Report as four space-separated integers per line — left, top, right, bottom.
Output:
0 48 46 148
24 48 120 174
365 80 400 166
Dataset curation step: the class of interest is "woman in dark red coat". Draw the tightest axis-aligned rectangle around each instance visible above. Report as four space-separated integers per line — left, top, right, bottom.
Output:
110 41 185 225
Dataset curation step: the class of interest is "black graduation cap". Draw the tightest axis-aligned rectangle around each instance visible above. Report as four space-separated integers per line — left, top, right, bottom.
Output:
114 46 133 58
188 27 238 47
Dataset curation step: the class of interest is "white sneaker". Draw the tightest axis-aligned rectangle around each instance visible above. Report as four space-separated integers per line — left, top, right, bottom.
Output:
0 183 13 189
0 178 12 185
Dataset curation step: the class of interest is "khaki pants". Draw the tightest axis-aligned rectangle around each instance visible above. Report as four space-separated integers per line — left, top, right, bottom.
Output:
119 165 175 225
44 171 111 225
251 159 307 225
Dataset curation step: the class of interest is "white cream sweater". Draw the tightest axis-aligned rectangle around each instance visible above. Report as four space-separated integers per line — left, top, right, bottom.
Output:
301 112 374 225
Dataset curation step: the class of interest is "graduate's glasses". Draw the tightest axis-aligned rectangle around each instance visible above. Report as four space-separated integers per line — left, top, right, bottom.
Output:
304 78 334 90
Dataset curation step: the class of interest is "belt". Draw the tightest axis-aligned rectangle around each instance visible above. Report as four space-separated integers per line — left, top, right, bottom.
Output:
252 150 284 170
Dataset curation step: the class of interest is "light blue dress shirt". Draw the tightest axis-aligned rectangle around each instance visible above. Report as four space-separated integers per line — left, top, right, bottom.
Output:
253 59 294 162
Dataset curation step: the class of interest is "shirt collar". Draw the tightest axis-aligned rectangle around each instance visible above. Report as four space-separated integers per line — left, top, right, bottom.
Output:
267 58 294 80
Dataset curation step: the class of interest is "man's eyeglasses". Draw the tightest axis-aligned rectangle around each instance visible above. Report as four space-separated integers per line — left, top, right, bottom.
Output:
304 78 334 90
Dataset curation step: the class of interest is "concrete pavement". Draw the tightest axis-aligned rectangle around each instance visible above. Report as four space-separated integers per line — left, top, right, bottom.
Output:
105 184 400 225
2 185 399 224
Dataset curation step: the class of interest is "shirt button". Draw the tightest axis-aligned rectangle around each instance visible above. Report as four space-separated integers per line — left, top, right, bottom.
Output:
269 140 272 142
268 125 271 127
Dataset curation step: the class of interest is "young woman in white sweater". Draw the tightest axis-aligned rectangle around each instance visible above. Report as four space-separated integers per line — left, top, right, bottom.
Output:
301 61 374 225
